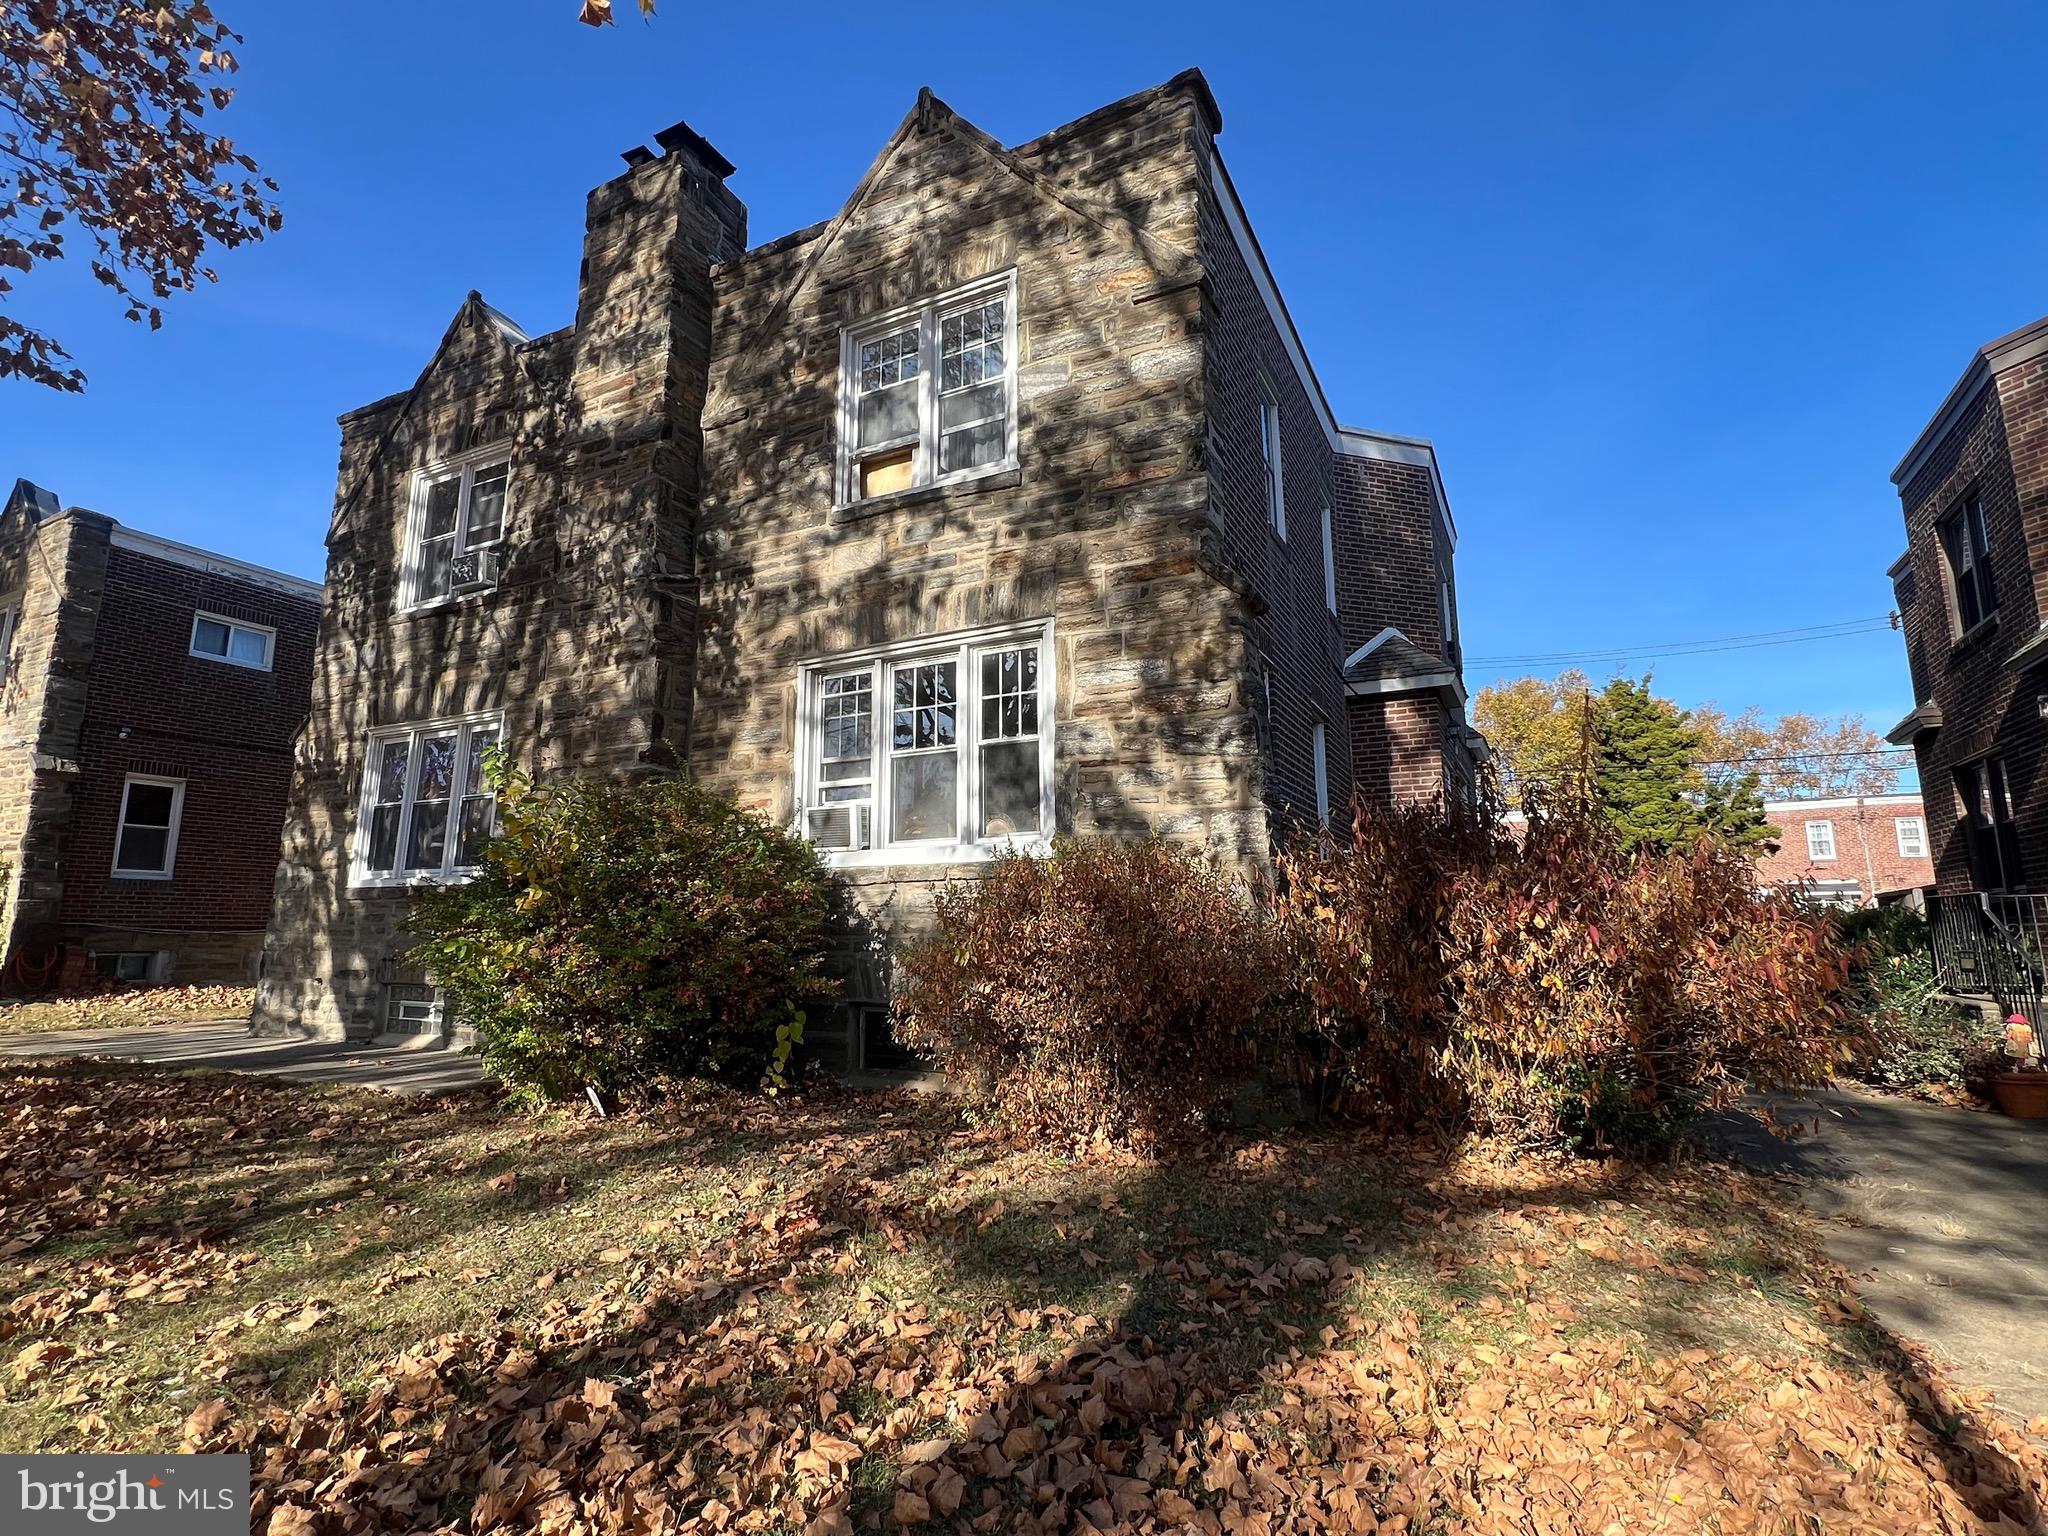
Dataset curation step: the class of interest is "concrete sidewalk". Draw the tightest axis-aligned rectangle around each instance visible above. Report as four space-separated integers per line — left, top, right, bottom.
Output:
0 1021 487 1094
1714 1086 2048 1425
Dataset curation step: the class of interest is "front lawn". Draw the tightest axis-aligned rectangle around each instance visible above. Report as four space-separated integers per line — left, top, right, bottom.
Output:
0 984 254 1034
2 1059 2041 1533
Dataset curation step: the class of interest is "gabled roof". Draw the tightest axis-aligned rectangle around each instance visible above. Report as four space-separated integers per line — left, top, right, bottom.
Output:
1341 626 1465 708
331 291 529 542
707 82 1202 421
1892 313 2048 490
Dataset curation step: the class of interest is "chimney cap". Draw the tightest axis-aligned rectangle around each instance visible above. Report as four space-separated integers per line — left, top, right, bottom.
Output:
619 144 656 169
651 118 735 179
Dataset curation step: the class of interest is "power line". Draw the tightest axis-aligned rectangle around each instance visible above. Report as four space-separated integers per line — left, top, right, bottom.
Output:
1468 615 1895 667
1696 747 1916 766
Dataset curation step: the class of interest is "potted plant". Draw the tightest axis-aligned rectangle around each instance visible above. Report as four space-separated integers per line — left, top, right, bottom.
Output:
1990 1014 2048 1118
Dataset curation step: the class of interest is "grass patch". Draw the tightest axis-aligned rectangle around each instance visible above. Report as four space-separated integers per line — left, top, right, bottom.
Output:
0 985 254 1035
3 1058 2043 1532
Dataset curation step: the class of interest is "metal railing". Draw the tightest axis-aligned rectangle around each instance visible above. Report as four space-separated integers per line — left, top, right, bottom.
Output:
1928 891 2048 1024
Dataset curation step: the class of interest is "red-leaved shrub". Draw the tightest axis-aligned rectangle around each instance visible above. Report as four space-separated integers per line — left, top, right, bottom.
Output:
1275 793 1863 1149
893 840 1288 1153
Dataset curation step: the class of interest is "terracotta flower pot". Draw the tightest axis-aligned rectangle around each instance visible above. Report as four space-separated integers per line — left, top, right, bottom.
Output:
1990 1071 2048 1119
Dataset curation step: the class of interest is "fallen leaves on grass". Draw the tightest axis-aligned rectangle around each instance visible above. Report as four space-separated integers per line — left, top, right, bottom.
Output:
0 984 255 1034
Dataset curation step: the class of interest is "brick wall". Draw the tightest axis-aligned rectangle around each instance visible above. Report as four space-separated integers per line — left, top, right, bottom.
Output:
1193 157 1351 838
1753 796 1935 901
1892 340 2048 893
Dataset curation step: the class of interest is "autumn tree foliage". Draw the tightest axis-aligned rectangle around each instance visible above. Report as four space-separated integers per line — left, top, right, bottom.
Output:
408 766 837 1102
894 840 1290 1153
1 0 280 390
1273 793 1862 1150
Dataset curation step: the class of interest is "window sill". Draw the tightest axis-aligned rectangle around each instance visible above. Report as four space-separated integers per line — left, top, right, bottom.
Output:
398 588 500 617
110 870 173 882
350 868 485 892
1951 611 2001 654
820 836 1048 871
831 465 1021 526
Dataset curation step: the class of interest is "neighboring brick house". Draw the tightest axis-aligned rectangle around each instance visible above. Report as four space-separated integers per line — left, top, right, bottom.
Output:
1886 315 2048 895
251 72 1483 1059
1753 794 1935 907
0 478 322 986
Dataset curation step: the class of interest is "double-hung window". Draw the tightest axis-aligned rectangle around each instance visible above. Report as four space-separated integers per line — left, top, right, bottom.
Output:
353 713 504 886
190 612 275 670
403 451 509 608
838 272 1018 505
113 776 184 879
1895 816 1926 859
1311 720 1331 826
1319 503 1337 614
1258 378 1285 537
1939 493 1997 635
797 621 1053 864
1806 819 1837 861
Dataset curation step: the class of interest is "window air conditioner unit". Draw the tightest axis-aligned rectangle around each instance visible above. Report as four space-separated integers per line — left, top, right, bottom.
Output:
450 547 502 593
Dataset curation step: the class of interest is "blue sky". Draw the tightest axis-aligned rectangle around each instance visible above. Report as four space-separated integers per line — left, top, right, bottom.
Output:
5 0 2045 743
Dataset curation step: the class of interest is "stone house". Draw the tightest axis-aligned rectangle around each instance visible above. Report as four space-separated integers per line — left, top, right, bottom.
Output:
0 478 322 986
1886 314 2048 895
251 71 1484 1061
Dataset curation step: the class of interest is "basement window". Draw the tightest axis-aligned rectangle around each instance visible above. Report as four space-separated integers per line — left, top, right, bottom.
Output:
352 713 504 886
796 620 1053 866
837 272 1018 506
402 450 510 608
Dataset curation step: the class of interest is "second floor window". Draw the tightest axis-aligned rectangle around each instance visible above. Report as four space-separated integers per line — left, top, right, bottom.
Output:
1938 492 1996 635
838 273 1018 505
1259 378 1285 537
190 612 275 670
1806 819 1836 861
1895 816 1926 859
404 454 508 608
353 714 503 886
0 601 17 684
1319 503 1337 614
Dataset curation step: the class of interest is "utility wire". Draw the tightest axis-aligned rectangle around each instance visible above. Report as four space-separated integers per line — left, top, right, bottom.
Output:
1468 615 1895 667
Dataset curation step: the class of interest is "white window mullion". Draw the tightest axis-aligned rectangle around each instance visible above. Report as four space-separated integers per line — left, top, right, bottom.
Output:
872 659 892 855
918 312 940 491
957 640 976 848
393 727 424 877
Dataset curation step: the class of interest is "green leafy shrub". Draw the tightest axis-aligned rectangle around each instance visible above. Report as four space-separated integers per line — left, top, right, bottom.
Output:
1274 792 1865 1152
893 840 1289 1153
1851 951 1997 1095
409 762 837 1102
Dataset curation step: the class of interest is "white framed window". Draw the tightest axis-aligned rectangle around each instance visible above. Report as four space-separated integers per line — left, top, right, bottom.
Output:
401 448 510 609
1319 502 1337 614
1896 816 1927 859
836 271 1019 506
112 775 185 880
1806 819 1837 861
189 611 275 671
796 620 1054 866
1258 377 1285 537
1311 720 1330 826
351 712 504 887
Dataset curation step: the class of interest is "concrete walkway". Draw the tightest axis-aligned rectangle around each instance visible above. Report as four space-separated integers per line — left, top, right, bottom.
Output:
1714 1086 2048 1425
0 1021 487 1094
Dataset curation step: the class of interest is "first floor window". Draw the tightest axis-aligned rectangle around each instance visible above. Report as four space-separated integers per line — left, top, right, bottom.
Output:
1958 757 2023 891
190 611 276 670
354 714 503 885
405 453 509 607
1895 816 1927 859
113 775 184 879
1806 819 1837 861
798 623 1053 862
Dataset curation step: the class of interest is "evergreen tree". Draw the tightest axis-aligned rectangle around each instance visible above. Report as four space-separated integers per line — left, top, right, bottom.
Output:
1591 678 1707 854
